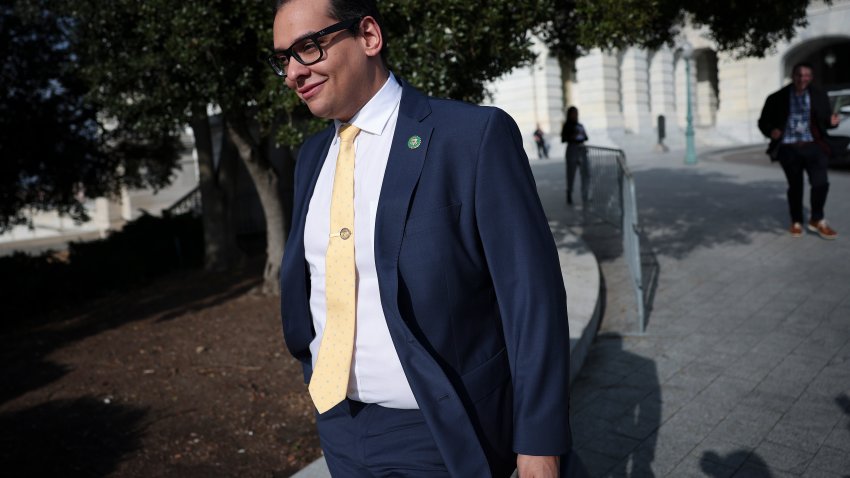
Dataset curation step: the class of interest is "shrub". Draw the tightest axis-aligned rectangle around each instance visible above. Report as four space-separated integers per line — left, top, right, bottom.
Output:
0 213 202 324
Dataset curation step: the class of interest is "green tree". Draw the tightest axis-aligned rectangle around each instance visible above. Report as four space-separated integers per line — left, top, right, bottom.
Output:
381 1 544 102
67 0 268 277
64 0 549 294
0 1 178 231
540 0 826 61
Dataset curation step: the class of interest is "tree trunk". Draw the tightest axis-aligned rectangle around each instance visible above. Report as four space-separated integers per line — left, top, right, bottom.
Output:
217 123 242 264
225 115 286 296
267 124 297 242
190 106 241 271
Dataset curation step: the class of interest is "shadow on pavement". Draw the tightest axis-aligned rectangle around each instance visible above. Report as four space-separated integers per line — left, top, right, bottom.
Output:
532 159 661 329
0 397 146 477
569 333 660 477
836 392 850 417
837 393 850 464
631 168 788 259
536 157 789 260
841 393 850 478
700 450 773 477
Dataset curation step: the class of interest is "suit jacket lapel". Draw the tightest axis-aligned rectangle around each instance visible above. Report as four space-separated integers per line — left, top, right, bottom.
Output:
288 125 333 349
297 125 335 232
374 83 432 328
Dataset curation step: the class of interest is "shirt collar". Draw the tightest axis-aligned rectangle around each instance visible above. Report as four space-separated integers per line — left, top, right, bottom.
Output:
335 72 402 137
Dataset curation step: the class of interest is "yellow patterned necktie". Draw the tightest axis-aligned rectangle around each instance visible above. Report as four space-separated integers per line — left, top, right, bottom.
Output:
309 124 361 413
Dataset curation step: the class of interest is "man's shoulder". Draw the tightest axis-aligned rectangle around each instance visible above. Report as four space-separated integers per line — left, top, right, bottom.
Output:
767 84 792 101
426 94 482 112
426 96 512 127
397 79 513 128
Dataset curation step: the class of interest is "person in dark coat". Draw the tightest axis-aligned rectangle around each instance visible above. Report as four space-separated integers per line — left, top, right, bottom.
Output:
561 107 589 205
758 62 841 239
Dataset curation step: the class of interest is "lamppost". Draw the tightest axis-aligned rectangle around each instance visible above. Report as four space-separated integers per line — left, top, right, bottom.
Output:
682 41 697 165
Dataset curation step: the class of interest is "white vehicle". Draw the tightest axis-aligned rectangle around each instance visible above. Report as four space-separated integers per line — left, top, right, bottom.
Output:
828 88 850 165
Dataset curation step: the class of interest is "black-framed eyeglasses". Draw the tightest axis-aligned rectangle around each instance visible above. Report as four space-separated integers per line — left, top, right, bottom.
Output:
267 18 361 78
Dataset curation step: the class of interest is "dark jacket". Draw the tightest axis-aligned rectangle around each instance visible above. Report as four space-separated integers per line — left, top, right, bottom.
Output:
757 84 835 160
560 122 588 145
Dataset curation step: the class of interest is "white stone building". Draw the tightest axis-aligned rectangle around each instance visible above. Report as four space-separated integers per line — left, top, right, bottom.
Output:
0 132 199 255
487 0 850 158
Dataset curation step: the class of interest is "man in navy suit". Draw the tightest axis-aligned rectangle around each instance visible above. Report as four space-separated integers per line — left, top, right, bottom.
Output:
272 0 574 476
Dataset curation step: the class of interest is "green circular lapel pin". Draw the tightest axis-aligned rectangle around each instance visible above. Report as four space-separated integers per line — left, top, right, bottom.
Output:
407 135 422 150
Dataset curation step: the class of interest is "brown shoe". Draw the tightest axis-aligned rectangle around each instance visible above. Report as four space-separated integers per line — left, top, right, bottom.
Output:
790 222 803 237
808 219 838 240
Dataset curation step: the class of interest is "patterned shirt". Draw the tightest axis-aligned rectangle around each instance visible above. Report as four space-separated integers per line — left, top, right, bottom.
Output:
782 89 814 143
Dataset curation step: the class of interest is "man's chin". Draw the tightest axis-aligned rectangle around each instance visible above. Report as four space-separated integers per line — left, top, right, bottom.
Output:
306 106 333 120
303 98 330 119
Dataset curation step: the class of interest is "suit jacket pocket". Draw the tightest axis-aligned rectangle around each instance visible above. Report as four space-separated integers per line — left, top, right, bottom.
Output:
404 203 461 236
460 347 511 403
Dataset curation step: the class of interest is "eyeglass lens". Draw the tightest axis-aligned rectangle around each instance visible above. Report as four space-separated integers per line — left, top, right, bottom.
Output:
275 38 323 73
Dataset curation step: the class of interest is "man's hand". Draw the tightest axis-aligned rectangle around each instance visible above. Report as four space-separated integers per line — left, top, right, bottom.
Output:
770 128 783 140
831 113 841 127
517 454 559 477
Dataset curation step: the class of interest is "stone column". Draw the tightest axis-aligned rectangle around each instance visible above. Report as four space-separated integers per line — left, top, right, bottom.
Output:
574 48 623 146
93 197 125 236
120 187 133 220
485 36 565 158
674 54 694 131
715 52 759 143
716 55 750 141
649 47 677 127
695 51 718 127
620 48 653 135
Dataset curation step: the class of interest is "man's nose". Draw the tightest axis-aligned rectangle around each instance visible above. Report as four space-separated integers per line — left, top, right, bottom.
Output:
285 60 310 84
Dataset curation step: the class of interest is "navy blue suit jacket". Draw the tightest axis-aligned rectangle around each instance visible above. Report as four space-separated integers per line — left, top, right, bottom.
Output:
280 80 572 477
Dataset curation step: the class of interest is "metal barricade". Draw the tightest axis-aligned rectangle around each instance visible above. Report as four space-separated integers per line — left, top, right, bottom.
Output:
581 146 650 332
164 186 202 217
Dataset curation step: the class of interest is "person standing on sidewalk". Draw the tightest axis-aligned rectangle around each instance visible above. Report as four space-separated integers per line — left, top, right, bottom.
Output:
533 124 549 159
272 0 576 476
561 107 589 205
758 62 841 239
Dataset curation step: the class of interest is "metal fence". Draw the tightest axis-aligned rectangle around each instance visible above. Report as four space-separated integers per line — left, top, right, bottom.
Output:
581 146 655 333
164 186 202 217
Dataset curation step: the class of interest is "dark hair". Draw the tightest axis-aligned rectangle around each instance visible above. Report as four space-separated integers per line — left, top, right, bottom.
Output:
792 62 814 76
274 0 388 63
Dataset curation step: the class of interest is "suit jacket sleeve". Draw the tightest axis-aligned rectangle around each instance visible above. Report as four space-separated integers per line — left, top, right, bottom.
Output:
758 90 784 139
474 108 571 455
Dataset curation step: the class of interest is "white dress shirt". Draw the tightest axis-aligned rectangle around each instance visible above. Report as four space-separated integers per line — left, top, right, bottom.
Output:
303 73 418 409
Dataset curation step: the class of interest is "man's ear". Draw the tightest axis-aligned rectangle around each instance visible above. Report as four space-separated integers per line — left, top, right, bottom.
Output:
358 16 383 58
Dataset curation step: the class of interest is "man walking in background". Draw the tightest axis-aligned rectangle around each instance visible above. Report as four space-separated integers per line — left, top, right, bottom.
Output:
272 0 576 476
758 62 841 239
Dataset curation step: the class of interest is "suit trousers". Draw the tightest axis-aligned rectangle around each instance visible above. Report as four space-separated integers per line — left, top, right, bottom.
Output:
316 399 450 477
776 143 830 223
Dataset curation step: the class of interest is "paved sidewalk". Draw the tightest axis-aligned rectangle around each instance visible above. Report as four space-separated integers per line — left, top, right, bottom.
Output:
551 145 850 477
